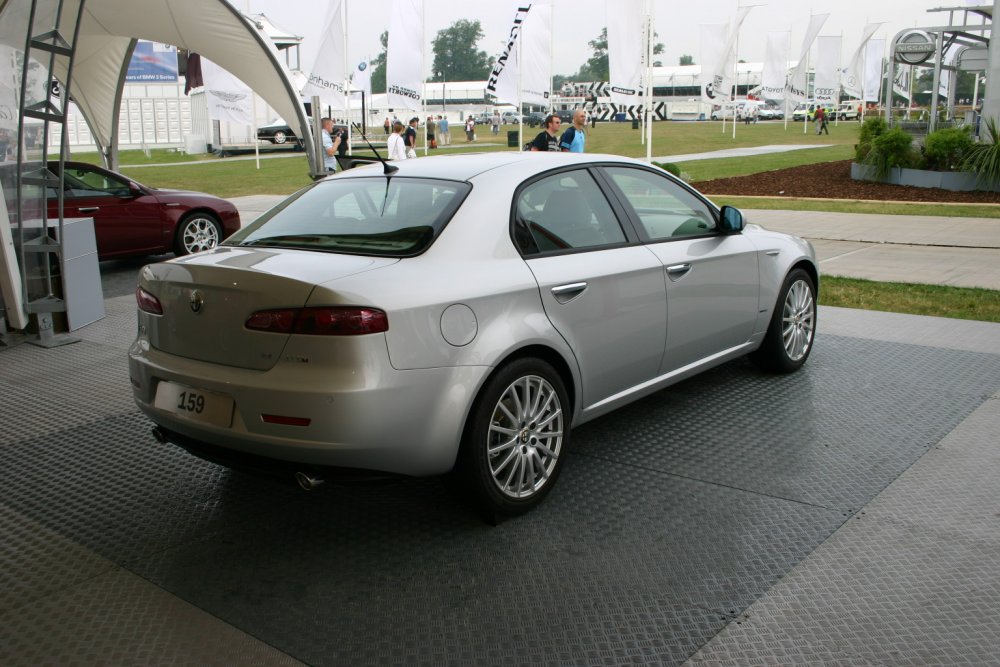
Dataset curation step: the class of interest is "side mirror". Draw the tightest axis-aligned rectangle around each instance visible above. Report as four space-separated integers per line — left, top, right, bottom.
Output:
719 205 744 234
128 181 143 197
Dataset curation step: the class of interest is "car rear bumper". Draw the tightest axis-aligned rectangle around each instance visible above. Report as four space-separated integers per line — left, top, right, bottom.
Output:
129 337 488 476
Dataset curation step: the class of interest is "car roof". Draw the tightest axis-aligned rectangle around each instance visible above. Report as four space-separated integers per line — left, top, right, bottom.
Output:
333 152 651 182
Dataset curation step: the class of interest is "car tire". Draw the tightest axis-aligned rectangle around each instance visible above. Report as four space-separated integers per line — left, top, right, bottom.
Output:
458 357 570 516
272 131 287 144
750 268 816 374
174 213 223 256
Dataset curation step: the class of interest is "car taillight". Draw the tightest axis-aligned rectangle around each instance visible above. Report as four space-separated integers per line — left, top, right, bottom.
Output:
136 287 163 315
245 307 388 335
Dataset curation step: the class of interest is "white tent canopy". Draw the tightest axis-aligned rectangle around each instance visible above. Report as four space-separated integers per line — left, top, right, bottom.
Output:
0 0 314 168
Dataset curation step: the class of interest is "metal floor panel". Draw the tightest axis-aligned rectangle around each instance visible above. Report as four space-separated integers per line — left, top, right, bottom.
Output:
1 313 999 664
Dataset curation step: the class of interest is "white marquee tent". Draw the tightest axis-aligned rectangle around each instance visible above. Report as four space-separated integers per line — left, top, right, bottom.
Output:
0 0 314 169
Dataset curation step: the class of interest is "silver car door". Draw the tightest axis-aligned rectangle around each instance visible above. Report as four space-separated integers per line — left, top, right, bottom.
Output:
601 166 760 373
514 169 666 410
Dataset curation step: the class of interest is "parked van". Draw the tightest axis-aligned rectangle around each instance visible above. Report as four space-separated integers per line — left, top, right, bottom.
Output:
792 103 836 122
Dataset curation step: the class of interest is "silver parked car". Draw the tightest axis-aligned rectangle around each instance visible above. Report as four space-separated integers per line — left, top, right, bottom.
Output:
130 153 817 516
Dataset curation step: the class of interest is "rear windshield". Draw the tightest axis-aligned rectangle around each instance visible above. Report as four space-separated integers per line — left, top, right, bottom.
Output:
226 176 471 257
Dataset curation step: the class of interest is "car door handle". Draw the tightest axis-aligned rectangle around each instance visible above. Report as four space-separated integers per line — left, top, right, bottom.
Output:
551 282 587 303
666 263 692 281
77 206 100 213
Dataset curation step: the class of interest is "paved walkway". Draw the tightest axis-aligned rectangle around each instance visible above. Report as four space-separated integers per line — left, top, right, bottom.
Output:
653 143 833 163
230 195 1000 290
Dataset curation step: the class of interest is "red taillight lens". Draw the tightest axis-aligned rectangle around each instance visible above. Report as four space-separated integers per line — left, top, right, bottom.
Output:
245 307 388 335
136 287 163 315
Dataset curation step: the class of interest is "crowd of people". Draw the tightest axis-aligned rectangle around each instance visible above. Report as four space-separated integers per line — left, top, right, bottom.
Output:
375 108 590 162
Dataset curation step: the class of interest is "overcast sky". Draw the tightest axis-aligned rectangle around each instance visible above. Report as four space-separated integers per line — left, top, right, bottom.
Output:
246 0 984 76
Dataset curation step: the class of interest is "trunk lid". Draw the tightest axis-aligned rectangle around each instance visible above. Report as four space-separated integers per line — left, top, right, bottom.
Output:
140 247 397 370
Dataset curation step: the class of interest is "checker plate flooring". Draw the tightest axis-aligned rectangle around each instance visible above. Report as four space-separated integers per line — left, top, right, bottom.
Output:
2 315 999 665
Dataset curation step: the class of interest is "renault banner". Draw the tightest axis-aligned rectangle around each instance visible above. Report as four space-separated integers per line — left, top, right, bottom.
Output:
608 0 644 107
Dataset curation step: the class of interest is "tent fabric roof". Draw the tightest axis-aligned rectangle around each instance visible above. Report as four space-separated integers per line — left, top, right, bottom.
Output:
0 0 313 166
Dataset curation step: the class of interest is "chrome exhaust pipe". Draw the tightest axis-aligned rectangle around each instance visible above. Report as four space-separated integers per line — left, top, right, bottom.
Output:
295 471 326 491
151 426 168 444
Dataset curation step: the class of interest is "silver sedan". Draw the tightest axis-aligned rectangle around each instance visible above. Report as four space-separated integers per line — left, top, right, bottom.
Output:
129 152 817 516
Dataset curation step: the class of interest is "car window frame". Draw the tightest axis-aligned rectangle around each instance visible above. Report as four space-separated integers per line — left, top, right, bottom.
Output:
509 164 642 259
594 164 724 245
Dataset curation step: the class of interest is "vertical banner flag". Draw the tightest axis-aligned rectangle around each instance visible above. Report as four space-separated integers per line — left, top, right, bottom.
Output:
387 0 424 111
786 13 829 102
301 0 346 109
352 60 372 99
761 31 789 101
844 22 882 99
863 38 885 102
607 0 644 107
487 4 531 106
715 6 753 104
520 3 553 106
200 58 254 125
814 36 842 103
700 23 727 104
892 63 911 102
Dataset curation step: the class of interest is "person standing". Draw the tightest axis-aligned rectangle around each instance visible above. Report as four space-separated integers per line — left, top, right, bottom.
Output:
320 117 341 172
427 116 437 149
559 109 587 153
383 117 391 136
528 114 562 151
404 117 419 158
387 120 407 160
815 106 829 135
465 115 476 142
438 115 450 146
491 111 500 135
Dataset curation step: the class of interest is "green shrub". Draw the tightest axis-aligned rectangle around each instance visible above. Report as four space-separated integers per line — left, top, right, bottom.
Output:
921 126 973 171
654 161 681 177
855 117 888 162
863 127 918 180
962 117 1000 189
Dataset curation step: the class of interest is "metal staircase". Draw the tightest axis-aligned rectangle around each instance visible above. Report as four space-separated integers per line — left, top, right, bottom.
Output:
14 0 86 347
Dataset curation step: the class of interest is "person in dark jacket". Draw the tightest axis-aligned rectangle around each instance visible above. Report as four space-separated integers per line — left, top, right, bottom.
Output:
528 114 562 151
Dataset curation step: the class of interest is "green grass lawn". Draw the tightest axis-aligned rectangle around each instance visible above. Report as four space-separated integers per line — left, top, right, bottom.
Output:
820 276 1000 323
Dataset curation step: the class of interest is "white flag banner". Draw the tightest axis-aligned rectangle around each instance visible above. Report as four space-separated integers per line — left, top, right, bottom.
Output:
761 31 789 101
699 23 727 103
843 22 882 99
607 0 644 106
939 47 958 99
892 63 911 101
352 59 372 99
201 58 254 125
714 6 753 104
387 0 424 111
300 0 346 109
487 4 531 106
814 36 841 103
863 38 884 102
785 13 829 102
520 3 552 107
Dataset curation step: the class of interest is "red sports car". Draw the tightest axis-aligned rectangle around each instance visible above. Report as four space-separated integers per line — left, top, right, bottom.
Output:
46 161 241 260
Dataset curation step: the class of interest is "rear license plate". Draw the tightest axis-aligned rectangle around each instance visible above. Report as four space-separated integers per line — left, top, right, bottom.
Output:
153 381 234 428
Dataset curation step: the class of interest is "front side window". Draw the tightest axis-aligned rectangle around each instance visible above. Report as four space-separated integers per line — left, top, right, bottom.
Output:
604 167 717 241
513 169 626 255
57 165 131 198
226 176 469 257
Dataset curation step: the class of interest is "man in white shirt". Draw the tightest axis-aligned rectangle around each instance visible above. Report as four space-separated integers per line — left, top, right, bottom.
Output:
320 117 340 172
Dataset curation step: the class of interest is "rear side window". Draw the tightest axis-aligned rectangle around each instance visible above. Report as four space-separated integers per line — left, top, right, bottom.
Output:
513 169 626 255
226 177 470 257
